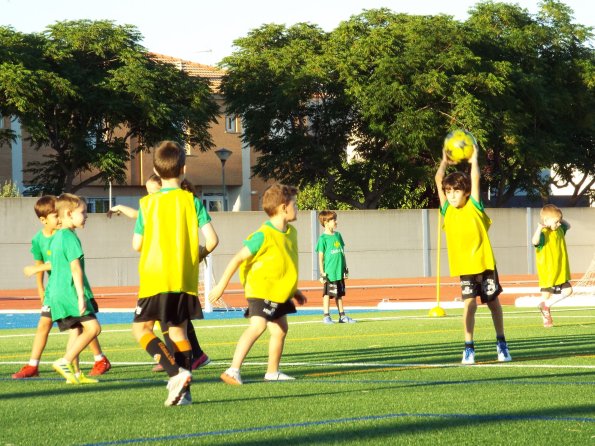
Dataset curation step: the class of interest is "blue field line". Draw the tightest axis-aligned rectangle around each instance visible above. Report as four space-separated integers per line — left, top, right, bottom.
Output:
80 411 595 446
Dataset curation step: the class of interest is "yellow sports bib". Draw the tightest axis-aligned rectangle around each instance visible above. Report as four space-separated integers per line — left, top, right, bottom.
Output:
240 223 298 303
442 198 496 276
535 226 570 288
138 189 199 298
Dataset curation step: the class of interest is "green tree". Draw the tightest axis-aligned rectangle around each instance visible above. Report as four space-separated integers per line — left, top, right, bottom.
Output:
221 11 498 209
466 0 594 206
0 20 219 194
0 180 20 197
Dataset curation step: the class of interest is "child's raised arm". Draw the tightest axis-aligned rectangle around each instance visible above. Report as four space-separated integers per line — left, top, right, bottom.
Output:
107 205 138 219
208 246 253 303
470 144 480 203
532 223 545 246
435 150 449 207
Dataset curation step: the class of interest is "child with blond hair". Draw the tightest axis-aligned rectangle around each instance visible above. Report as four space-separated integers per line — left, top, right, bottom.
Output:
531 204 572 327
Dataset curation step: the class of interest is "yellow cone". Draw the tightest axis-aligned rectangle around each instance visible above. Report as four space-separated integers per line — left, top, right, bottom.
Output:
428 306 446 317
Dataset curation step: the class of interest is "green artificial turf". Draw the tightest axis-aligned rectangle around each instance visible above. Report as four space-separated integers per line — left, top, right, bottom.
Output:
1 307 594 445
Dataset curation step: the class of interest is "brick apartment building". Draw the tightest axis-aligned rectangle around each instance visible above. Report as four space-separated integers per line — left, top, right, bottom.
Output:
0 53 269 212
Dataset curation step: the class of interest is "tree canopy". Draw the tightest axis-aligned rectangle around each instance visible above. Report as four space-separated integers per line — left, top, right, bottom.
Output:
0 20 219 194
221 0 594 208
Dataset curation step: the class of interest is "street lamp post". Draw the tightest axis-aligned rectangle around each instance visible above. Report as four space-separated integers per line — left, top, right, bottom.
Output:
215 148 232 211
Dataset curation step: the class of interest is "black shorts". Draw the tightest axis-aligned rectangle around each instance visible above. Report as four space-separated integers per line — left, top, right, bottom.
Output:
40 303 52 319
244 298 296 321
460 269 502 304
133 292 203 326
540 281 571 294
56 314 98 332
323 280 346 299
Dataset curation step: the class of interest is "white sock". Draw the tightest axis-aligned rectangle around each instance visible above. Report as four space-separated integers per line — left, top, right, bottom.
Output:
28 359 40 367
94 354 104 362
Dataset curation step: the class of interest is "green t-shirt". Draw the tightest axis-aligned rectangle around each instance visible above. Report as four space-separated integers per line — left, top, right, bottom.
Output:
316 232 346 282
46 229 95 321
31 230 54 301
243 221 280 254
31 230 54 263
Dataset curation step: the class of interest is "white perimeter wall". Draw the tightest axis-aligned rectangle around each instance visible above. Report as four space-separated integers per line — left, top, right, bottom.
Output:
1 198 594 290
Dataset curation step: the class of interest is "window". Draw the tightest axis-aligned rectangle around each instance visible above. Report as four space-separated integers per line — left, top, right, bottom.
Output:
225 115 239 133
87 197 114 213
202 194 225 212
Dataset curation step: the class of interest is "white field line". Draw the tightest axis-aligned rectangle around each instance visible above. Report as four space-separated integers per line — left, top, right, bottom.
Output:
0 359 594 370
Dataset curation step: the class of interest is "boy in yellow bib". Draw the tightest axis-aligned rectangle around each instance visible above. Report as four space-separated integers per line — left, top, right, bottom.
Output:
435 144 511 365
531 204 572 328
209 184 307 385
132 141 219 406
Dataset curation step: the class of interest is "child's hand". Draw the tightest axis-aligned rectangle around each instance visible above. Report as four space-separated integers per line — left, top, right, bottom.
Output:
106 206 121 218
293 290 307 306
23 265 37 277
319 273 328 284
208 285 224 304
343 267 349 280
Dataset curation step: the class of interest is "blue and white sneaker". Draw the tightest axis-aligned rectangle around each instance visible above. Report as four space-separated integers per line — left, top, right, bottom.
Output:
497 341 512 362
323 316 333 324
338 315 356 323
461 347 475 365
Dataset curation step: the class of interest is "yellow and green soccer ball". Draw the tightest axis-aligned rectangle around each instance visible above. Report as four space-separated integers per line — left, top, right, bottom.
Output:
444 129 476 163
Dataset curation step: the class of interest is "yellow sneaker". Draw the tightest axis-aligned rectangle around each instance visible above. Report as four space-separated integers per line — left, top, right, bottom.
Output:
52 359 79 384
74 372 99 384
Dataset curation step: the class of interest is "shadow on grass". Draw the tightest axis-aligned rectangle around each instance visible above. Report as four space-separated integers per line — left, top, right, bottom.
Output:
80 403 595 446
279 331 595 367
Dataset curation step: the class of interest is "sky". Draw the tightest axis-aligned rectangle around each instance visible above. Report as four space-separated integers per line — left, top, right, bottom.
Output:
1 0 593 66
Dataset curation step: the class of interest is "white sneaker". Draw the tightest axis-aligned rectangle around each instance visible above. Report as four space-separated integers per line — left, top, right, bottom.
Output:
177 390 192 406
497 342 512 362
220 368 243 385
264 371 295 381
461 347 475 365
164 369 192 406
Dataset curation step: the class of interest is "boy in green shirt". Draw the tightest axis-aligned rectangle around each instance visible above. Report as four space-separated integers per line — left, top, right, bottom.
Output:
48 194 103 384
316 210 354 324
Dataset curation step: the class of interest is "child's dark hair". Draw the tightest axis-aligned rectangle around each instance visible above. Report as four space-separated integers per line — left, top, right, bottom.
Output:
262 184 298 217
146 173 162 186
153 141 185 179
181 179 198 197
442 172 471 195
34 195 57 218
318 210 337 227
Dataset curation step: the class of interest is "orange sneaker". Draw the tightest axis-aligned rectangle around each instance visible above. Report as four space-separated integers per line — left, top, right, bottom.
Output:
89 357 111 376
12 365 39 379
